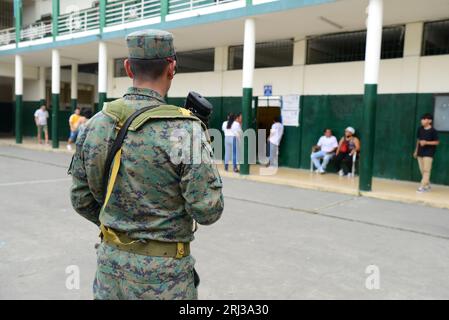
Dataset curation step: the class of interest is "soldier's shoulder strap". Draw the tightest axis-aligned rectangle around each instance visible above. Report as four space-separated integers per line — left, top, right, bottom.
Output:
101 98 202 206
102 98 201 131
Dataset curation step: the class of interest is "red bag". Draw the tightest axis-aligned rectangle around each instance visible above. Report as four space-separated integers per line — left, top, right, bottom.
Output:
340 140 349 153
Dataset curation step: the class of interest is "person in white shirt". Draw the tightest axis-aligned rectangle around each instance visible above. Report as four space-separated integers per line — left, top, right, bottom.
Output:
34 105 49 145
233 113 243 165
267 116 284 167
222 113 239 172
311 128 339 174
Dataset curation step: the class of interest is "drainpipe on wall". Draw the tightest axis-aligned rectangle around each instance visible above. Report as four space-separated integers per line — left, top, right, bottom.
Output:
100 0 107 34
52 0 59 40
14 0 22 46
161 0 169 22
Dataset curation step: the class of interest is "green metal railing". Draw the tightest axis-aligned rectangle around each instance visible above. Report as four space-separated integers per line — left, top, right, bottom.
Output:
106 0 161 26
58 6 100 35
168 0 240 14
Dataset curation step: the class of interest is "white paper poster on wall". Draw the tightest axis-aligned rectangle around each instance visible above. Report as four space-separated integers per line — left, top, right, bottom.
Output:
281 95 300 127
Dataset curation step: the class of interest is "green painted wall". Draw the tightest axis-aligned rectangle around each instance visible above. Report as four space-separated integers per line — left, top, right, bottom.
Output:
293 93 448 185
298 95 364 170
413 94 449 185
373 94 417 181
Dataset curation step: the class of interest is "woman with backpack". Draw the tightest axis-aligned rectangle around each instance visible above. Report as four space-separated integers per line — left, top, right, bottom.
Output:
335 127 360 177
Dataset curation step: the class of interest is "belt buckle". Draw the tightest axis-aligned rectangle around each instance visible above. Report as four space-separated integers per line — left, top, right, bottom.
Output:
175 242 185 259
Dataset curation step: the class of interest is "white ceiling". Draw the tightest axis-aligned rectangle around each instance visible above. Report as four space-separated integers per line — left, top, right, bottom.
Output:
1 0 448 67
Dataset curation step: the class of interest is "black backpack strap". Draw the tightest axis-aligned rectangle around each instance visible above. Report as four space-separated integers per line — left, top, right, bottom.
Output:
102 105 159 203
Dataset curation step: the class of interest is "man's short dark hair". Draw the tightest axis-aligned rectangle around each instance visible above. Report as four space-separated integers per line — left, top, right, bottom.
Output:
274 116 282 123
324 128 332 133
421 113 433 121
129 58 169 81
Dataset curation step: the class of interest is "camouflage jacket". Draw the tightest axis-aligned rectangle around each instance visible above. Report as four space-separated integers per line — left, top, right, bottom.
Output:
69 87 224 242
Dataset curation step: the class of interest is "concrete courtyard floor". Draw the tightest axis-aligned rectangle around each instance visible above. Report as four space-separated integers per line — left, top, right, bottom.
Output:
0 145 449 299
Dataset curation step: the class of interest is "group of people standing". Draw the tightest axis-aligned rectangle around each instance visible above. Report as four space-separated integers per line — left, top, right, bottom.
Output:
222 113 242 172
34 105 87 150
222 114 285 171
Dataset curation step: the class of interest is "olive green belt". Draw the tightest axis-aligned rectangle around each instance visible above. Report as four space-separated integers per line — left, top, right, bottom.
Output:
100 224 190 259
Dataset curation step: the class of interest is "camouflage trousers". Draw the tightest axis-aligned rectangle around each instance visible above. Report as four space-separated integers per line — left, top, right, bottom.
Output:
93 242 198 300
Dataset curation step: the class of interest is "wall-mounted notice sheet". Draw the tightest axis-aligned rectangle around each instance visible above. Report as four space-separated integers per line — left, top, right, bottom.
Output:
281 95 300 127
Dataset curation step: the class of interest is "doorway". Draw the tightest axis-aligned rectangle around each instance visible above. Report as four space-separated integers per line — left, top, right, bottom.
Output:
256 96 281 140
0 77 14 136
256 96 281 160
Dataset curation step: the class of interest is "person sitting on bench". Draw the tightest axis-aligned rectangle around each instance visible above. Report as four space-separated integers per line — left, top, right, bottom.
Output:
335 127 360 177
311 128 339 174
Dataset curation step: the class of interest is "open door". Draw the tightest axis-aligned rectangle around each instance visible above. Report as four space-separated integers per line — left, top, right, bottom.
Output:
256 96 281 159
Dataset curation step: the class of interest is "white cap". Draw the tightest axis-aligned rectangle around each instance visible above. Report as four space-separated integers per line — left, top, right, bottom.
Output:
345 127 355 134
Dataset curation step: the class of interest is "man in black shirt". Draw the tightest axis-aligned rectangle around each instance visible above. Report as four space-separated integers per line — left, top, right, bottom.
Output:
413 113 440 193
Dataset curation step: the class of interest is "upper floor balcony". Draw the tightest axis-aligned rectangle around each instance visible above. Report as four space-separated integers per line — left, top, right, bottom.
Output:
0 0 278 50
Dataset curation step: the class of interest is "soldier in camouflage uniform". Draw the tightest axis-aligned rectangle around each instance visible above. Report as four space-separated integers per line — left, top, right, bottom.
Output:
69 30 224 300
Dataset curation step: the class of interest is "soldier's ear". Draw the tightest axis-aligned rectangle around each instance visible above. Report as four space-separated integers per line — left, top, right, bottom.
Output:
124 59 134 79
167 59 176 80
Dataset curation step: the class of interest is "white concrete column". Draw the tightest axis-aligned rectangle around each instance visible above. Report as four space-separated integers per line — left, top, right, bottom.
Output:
71 63 78 100
242 18 256 89
364 0 383 85
98 41 108 93
52 49 60 94
240 18 256 175
98 41 108 112
15 54 23 143
15 55 23 96
360 0 383 192
38 66 46 102
51 49 60 148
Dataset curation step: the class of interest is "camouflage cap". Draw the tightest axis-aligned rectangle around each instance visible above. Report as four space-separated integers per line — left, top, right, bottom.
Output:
126 29 175 60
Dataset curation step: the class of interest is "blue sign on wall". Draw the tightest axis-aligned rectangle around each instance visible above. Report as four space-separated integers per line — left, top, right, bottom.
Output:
264 85 272 96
